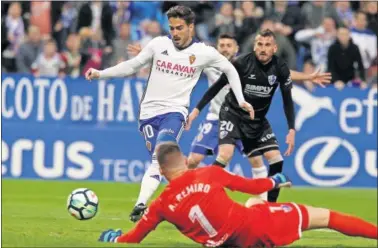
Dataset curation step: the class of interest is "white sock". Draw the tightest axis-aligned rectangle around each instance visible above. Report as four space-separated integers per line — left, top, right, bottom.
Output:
252 166 268 201
136 155 161 206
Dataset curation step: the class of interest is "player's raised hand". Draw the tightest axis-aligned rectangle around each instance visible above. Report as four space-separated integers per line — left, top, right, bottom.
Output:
284 129 295 156
239 102 255 120
127 43 142 57
85 68 100 81
309 68 332 88
185 108 199 131
270 173 292 188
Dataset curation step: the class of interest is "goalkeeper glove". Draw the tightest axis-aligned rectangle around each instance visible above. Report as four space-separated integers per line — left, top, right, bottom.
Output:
270 173 292 188
98 229 122 243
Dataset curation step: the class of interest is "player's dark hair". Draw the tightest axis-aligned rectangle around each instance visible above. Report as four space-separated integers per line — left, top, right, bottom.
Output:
167 5 196 25
258 29 276 40
156 142 182 167
217 33 237 43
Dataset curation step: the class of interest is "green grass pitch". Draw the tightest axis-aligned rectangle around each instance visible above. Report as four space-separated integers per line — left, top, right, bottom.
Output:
2 179 377 247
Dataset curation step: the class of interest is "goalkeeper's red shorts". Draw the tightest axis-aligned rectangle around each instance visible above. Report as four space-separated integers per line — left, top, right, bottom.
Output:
233 202 309 248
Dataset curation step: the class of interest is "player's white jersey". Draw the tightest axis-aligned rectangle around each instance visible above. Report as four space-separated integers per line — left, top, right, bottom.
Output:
203 68 230 121
136 36 232 120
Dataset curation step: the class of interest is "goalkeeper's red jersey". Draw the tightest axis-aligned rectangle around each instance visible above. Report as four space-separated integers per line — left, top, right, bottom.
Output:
117 166 276 246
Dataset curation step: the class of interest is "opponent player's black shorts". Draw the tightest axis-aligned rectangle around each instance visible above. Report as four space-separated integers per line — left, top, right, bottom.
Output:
218 105 279 157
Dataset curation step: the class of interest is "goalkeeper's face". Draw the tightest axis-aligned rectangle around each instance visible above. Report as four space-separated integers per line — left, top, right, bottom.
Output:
169 17 194 49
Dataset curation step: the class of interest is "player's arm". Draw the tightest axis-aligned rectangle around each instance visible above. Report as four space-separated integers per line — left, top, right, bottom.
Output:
196 73 229 112
185 73 230 130
281 85 295 130
289 69 332 87
85 38 157 80
279 63 295 132
280 63 296 156
116 200 163 243
195 53 248 112
207 50 246 106
211 167 290 195
186 55 254 130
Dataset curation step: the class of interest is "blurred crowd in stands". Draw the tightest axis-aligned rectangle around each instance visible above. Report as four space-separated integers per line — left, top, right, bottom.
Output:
1 1 377 91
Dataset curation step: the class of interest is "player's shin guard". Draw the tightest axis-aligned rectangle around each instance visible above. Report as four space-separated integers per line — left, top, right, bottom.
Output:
328 211 378 239
135 155 161 206
252 166 268 201
267 157 283 202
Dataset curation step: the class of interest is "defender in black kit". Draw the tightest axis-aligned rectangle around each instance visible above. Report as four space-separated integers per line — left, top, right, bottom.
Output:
187 29 332 203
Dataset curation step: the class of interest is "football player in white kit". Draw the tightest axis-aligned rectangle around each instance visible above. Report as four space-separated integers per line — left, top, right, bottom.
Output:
187 34 245 168
85 5 254 222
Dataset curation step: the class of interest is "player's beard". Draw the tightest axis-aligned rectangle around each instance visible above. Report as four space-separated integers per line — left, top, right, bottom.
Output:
221 52 232 60
173 36 191 49
173 37 182 47
257 52 272 64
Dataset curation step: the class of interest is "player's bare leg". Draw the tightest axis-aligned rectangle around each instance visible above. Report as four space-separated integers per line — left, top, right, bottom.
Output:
304 205 378 239
263 150 284 202
214 144 235 167
248 155 268 200
245 197 265 208
187 152 205 169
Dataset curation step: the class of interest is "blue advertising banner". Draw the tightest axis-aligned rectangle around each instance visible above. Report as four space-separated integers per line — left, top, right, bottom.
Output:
1 73 377 187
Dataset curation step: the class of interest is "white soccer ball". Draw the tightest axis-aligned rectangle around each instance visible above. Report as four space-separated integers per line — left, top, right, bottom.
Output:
67 188 99 220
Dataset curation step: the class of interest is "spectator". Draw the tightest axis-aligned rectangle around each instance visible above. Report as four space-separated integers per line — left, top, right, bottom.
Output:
3 2 25 72
16 25 44 74
76 2 115 47
367 57 377 88
5 2 25 51
234 1 261 44
328 27 365 90
110 22 133 66
53 2 78 51
335 1 354 28
295 17 337 71
79 27 112 73
242 19 296 69
112 1 132 33
31 39 65 77
268 0 304 50
29 1 52 40
350 11 377 70
1 15 10 54
300 1 341 28
135 21 162 80
183 1 216 42
240 1 264 20
140 21 162 47
254 1 274 16
128 2 160 26
208 2 237 40
301 60 316 92
61 33 82 78
131 18 151 41
1 13 10 72
361 1 378 36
